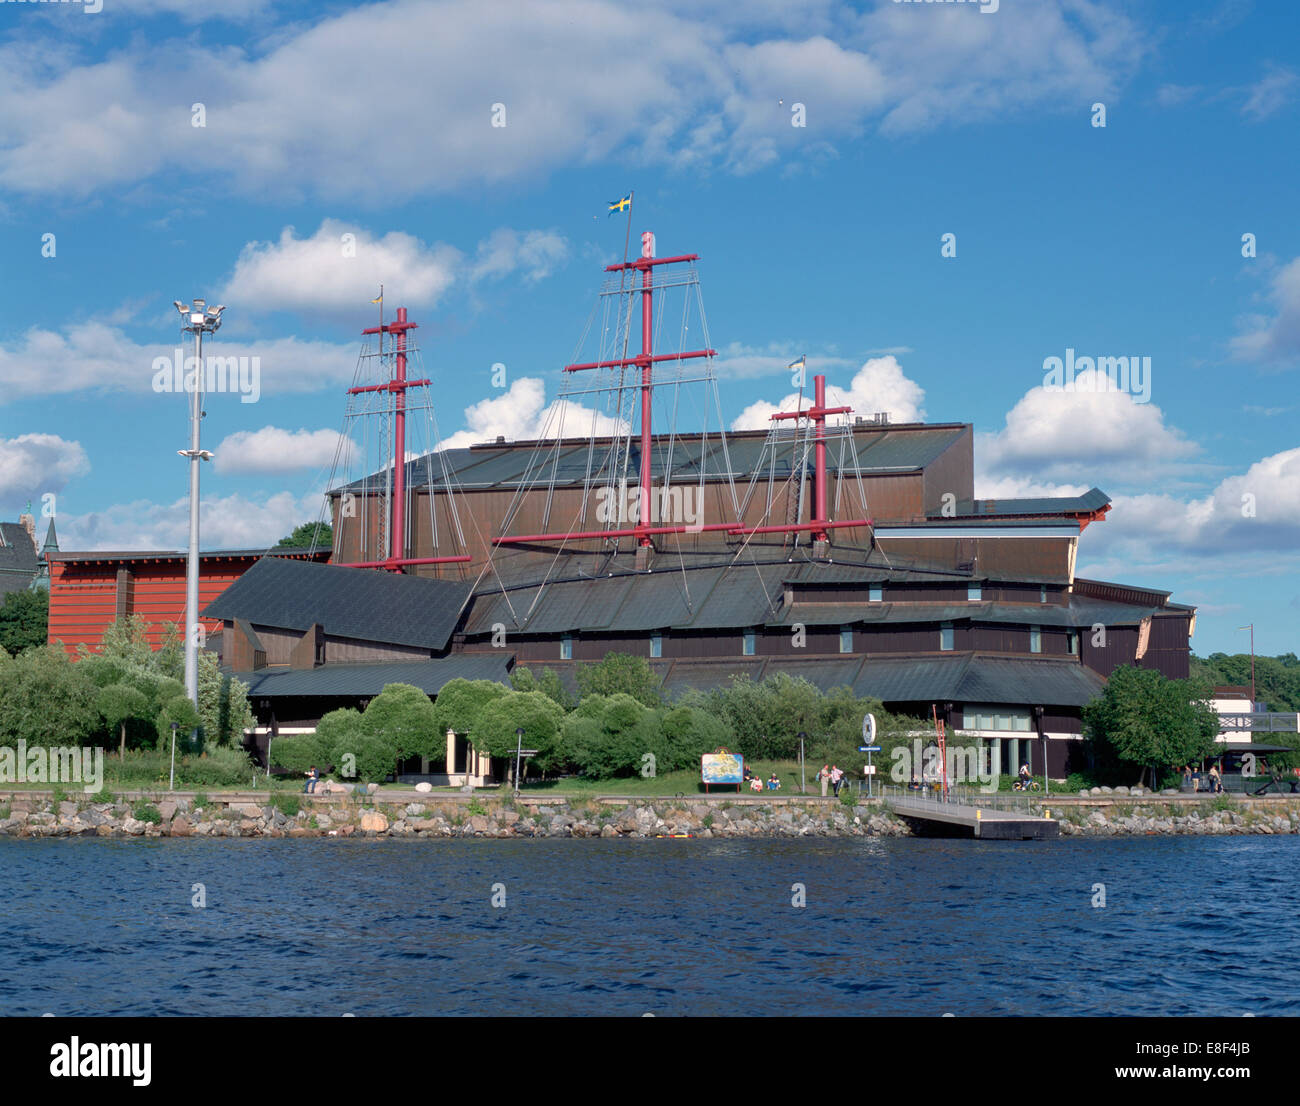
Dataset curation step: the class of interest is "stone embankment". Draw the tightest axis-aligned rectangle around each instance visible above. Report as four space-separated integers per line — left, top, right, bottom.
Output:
0 794 912 839
2 792 1297 839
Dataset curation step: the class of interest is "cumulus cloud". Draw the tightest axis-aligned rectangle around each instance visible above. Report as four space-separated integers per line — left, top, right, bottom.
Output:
0 322 356 404
1078 448 1300 571
438 377 627 451
0 0 1147 199
1231 255 1300 365
57 490 325 553
977 368 1197 485
212 427 354 476
730 355 925 430
221 220 461 313
0 434 91 504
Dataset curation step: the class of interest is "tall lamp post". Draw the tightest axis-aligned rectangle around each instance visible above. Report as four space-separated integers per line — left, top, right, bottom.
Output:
1237 624 1256 709
798 731 807 795
173 299 224 709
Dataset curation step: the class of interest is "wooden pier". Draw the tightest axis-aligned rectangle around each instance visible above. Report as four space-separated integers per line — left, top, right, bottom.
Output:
885 789 1059 840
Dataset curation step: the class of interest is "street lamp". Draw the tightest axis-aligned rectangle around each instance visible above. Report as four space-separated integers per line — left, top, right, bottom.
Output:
173 298 225 711
797 731 807 795
514 727 525 797
169 721 179 792
1237 624 1256 709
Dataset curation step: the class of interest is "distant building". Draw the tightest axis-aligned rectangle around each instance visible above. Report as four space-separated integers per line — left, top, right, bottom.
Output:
0 509 43 599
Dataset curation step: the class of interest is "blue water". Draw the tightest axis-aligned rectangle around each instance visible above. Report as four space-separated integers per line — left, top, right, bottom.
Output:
2 837 1296 1017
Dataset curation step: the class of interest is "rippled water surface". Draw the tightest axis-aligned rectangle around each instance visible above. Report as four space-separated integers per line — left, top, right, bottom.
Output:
2 836 1296 1016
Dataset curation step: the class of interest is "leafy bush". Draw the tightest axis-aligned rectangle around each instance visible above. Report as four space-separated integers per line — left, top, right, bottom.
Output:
131 800 161 824
268 733 333 773
472 691 567 775
510 666 577 712
0 645 99 747
106 746 254 789
558 694 661 779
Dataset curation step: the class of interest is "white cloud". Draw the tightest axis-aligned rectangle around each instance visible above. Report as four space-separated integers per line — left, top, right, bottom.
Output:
0 0 1148 199
1079 448 1300 567
730 355 925 430
58 490 325 552
0 321 356 404
977 369 1197 485
1231 255 1300 365
974 476 1091 501
712 343 854 381
221 220 461 313
438 377 627 451
212 427 354 476
469 229 568 284
1242 66 1297 119
0 434 90 504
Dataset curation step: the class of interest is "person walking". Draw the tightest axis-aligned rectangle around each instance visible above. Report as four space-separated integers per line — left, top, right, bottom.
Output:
830 764 844 797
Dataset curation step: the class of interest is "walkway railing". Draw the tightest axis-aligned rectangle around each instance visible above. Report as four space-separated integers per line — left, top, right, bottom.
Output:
878 783 1049 813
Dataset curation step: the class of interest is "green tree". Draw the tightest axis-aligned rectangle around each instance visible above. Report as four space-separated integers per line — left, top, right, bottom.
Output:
97 683 151 757
0 589 49 654
0 644 99 747
156 695 203 752
315 708 365 776
472 691 566 782
431 678 507 738
510 665 576 712
196 652 256 747
361 682 440 761
276 521 333 549
1083 666 1219 787
575 652 662 707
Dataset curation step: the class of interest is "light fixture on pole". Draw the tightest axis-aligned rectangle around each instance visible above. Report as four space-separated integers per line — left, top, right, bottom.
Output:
1237 624 1256 709
514 727 524 797
173 299 224 711
169 721 179 792
798 731 807 795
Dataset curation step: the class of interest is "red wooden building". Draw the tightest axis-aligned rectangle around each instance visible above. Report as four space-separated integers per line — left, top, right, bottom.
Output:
47 547 330 656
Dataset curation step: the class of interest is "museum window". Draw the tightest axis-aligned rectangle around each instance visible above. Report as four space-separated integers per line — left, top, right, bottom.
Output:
839 627 853 653
939 623 954 651
869 585 882 602
743 629 756 656
1067 630 1079 655
967 584 982 601
650 633 662 658
1030 626 1042 653
560 635 573 660
1040 584 1048 604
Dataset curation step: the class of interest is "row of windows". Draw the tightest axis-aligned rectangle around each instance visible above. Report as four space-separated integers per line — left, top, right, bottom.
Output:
558 627 1080 658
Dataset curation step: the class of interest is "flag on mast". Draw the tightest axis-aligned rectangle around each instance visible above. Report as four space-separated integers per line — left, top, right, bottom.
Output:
608 194 632 215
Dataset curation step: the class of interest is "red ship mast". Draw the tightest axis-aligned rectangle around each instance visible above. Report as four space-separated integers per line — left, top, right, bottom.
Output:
338 306 471 571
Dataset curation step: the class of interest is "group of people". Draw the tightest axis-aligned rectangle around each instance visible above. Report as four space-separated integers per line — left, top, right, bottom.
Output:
742 765 782 791
817 763 847 797
1183 763 1223 793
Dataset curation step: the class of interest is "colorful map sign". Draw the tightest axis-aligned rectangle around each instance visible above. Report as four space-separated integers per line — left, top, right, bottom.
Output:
701 750 744 785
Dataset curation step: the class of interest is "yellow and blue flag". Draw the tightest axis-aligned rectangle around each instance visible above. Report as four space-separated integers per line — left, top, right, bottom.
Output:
788 355 806 372
608 194 632 215
370 290 383 304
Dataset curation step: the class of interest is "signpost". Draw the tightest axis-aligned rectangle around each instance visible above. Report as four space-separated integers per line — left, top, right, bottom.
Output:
860 713 878 797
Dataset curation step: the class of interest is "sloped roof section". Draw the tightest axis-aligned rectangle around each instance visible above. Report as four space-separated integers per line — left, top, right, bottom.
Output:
850 654 1106 706
204 557 471 649
233 654 513 697
938 487 1111 519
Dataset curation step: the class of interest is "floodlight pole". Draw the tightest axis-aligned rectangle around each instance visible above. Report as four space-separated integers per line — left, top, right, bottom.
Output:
175 299 224 709
514 728 524 797
169 721 179 791
798 731 807 795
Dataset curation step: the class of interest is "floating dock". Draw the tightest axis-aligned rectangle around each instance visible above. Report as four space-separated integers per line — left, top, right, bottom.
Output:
886 791 1059 840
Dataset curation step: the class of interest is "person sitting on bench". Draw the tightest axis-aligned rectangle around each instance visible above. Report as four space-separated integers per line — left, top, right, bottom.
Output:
303 765 319 794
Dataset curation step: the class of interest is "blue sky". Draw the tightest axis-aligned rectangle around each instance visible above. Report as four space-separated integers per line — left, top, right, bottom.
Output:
0 0 1296 659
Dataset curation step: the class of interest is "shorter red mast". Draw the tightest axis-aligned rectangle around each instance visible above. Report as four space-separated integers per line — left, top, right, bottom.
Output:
339 306 472 571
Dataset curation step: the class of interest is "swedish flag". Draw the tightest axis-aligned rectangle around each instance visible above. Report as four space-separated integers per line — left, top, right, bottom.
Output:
370 291 383 304
608 194 632 215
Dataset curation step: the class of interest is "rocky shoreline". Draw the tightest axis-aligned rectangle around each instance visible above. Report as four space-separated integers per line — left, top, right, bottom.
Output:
1 794 1297 839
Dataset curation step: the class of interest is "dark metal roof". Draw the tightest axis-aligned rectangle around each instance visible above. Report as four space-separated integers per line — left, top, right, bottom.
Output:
233 654 513 698
850 654 1106 706
333 425 969 495
204 557 472 650
938 487 1111 519
50 546 330 565
0 522 40 597
654 653 1105 707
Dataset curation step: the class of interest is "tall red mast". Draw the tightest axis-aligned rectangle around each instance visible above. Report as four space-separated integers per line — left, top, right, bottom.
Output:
340 306 471 571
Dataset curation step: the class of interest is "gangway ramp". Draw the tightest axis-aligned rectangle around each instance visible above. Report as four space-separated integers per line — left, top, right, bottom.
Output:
882 787 1059 840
